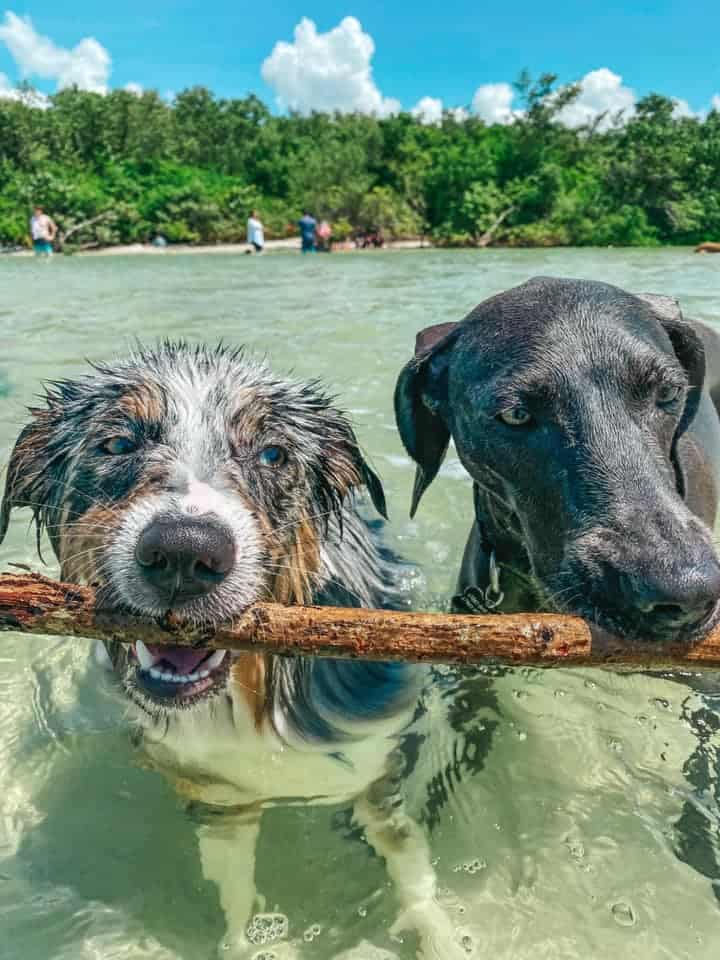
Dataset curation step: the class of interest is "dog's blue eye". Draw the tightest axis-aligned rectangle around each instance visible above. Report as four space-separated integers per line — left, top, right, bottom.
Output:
100 436 137 455
657 384 683 407
498 407 533 427
259 445 286 467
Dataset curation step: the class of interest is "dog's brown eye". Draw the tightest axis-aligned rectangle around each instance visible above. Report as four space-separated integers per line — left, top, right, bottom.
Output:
498 407 533 427
657 384 683 407
258 445 287 467
100 436 138 455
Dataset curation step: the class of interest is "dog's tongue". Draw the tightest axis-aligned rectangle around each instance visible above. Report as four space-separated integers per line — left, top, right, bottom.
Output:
146 644 209 674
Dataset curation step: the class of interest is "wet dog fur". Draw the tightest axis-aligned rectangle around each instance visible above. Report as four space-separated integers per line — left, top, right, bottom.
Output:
0 343 464 958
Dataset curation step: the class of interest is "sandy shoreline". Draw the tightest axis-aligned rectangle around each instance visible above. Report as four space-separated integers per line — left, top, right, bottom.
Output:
1 238 432 258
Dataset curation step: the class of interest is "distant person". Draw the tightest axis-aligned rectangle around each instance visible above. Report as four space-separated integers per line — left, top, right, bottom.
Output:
316 219 332 252
29 205 57 256
298 211 317 253
246 210 264 254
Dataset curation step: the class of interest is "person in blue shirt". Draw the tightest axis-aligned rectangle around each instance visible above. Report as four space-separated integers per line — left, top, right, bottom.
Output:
298 212 317 253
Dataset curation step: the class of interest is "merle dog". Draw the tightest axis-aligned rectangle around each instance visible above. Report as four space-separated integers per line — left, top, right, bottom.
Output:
395 277 720 639
0 343 464 959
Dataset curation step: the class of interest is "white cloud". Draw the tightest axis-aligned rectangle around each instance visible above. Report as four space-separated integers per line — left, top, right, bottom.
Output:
411 97 468 124
555 68 635 130
472 82 515 124
712 95 720 113
0 69 49 107
261 16 399 117
124 81 143 96
411 96 443 125
0 12 110 93
671 97 693 118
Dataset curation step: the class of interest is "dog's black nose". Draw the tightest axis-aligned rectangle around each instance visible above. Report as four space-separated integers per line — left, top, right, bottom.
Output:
622 560 720 632
135 517 235 602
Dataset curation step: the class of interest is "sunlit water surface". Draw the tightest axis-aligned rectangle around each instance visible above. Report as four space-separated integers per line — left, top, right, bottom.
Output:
1 249 719 959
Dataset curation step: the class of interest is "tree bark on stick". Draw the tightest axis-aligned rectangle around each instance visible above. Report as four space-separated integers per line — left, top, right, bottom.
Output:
1 572 720 669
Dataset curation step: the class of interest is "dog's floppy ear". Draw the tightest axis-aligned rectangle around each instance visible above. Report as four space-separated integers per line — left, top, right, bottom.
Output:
0 414 58 553
357 458 388 520
394 321 461 517
638 292 705 498
320 416 389 521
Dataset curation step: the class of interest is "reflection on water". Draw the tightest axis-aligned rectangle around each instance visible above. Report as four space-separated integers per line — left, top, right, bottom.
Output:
1 249 720 958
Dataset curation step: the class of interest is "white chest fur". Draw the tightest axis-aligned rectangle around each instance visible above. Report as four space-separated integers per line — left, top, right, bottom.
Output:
140 689 412 808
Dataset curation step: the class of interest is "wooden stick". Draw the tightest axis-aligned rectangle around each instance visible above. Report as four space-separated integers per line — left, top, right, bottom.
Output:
1 572 720 669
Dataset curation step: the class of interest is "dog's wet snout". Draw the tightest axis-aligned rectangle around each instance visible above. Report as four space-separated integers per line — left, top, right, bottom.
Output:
619 558 720 631
135 516 236 601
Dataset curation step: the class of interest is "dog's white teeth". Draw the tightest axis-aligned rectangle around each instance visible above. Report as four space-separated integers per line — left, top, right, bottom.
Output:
176 674 190 683
135 640 156 671
160 671 174 682
188 672 199 682
198 669 209 679
206 650 227 671
149 667 163 680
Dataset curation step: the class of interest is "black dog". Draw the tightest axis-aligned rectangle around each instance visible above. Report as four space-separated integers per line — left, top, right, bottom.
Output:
395 276 720 641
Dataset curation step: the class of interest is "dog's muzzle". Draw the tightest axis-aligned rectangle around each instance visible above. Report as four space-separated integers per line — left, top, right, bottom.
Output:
135 514 236 604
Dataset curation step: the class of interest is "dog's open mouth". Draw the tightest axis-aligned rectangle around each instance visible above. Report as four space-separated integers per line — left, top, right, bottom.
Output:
130 640 231 702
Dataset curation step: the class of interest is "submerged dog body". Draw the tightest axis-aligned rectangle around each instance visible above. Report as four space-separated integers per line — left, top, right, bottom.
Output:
0 344 464 957
396 277 720 641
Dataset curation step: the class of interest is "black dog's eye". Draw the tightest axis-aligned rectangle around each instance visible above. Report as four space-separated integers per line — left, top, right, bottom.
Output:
100 436 138 456
258 445 287 467
656 384 683 407
498 407 533 427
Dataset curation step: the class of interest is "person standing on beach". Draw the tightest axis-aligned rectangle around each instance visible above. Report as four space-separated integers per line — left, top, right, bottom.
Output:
29 206 57 256
316 219 332 252
298 211 317 253
246 210 264 254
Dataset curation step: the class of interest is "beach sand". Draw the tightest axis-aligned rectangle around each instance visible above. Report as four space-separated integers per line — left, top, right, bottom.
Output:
1 238 431 258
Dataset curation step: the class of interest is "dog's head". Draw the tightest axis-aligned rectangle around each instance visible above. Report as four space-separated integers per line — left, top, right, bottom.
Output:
396 276 720 641
1 343 386 717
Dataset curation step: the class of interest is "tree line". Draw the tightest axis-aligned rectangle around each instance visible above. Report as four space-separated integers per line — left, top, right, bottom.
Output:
1 74 719 250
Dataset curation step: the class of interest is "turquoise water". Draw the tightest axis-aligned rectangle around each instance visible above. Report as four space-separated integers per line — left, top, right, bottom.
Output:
1 248 719 959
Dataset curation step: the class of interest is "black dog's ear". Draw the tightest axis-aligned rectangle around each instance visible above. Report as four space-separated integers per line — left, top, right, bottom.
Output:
394 321 461 517
638 293 706 498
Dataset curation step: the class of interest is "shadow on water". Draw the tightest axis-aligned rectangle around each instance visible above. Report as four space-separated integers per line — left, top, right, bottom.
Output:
673 688 720 904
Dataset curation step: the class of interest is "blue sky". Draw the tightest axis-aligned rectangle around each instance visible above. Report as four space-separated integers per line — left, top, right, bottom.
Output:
0 2 718 119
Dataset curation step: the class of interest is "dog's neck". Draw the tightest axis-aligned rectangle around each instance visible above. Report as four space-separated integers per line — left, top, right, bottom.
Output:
453 484 541 614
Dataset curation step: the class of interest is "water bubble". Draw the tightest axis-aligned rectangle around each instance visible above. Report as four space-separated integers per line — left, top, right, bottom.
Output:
610 901 636 927
462 858 487 874
565 839 585 862
607 737 624 754
302 923 322 942
251 953 277 960
651 697 671 710
246 913 288 946
461 933 475 954
357 905 368 917
516 730 528 741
